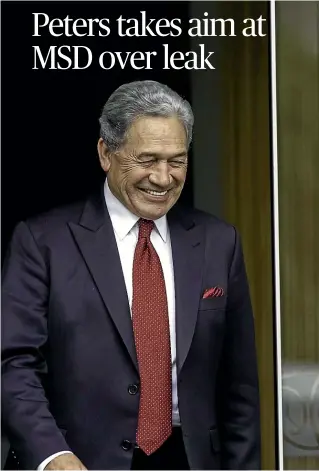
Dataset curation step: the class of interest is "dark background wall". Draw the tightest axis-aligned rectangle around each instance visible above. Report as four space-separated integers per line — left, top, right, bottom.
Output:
1 1 194 256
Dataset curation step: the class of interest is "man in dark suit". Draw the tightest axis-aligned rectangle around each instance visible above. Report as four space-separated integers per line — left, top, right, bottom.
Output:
2 80 261 470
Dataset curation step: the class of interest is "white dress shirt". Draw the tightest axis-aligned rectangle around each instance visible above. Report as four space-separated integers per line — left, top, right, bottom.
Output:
38 178 180 469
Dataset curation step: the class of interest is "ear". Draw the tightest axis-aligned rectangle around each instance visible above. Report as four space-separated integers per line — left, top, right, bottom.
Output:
97 138 111 172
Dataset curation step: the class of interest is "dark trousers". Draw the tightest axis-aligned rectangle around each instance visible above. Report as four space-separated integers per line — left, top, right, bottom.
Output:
131 427 190 470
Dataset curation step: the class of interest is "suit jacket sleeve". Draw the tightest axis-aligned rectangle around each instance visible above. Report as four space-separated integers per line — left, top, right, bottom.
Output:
218 227 261 469
1 222 71 469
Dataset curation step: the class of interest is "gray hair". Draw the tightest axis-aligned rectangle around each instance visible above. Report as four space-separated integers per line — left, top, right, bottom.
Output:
99 80 194 151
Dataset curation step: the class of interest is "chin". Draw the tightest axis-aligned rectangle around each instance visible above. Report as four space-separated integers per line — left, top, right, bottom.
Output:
138 206 168 220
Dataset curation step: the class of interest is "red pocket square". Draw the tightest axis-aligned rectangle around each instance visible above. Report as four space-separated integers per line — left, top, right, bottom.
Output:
203 286 224 299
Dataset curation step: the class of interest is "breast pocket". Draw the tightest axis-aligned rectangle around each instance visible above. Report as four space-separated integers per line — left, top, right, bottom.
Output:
199 297 226 311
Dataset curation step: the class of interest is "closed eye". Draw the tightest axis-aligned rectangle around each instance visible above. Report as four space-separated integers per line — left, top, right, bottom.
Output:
139 159 155 166
170 160 187 167
137 151 187 165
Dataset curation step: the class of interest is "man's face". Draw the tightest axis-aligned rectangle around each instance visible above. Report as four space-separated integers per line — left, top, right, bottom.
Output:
98 116 188 220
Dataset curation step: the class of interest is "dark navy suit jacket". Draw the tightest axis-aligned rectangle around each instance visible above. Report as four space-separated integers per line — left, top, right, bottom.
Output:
2 188 261 469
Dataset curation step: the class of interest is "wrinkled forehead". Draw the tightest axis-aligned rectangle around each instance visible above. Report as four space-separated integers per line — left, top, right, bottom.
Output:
124 116 188 154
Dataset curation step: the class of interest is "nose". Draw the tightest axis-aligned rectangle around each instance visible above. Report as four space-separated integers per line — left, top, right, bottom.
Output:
149 161 171 188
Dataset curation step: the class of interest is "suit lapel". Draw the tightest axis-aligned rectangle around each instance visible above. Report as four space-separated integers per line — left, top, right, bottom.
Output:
168 207 205 376
68 189 138 371
68 192 205 376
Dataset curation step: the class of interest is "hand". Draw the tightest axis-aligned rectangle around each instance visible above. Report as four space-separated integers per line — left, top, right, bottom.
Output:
44 453 87 470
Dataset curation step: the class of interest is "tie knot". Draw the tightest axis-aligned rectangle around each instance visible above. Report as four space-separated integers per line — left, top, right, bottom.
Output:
138 219 155 240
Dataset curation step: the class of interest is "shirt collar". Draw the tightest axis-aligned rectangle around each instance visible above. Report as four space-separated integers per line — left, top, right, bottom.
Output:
104 177 168 242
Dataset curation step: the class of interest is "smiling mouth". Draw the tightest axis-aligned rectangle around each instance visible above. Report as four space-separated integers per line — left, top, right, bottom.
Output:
139 188 169 197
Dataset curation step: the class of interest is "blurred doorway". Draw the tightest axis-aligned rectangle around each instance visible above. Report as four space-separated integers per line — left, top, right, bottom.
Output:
276 2 319 469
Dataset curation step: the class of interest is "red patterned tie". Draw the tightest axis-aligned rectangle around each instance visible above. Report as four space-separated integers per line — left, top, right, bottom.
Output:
132 218 172 455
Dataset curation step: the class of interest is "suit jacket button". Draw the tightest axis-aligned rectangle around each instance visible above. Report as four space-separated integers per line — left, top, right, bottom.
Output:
121 440 132 451
128 384 139 395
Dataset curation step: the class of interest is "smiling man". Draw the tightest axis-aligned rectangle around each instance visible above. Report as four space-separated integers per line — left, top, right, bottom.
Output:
2 81 261 470
98 114 188 221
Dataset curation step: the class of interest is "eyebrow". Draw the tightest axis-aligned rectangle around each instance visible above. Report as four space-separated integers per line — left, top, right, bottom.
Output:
137 151 187 159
